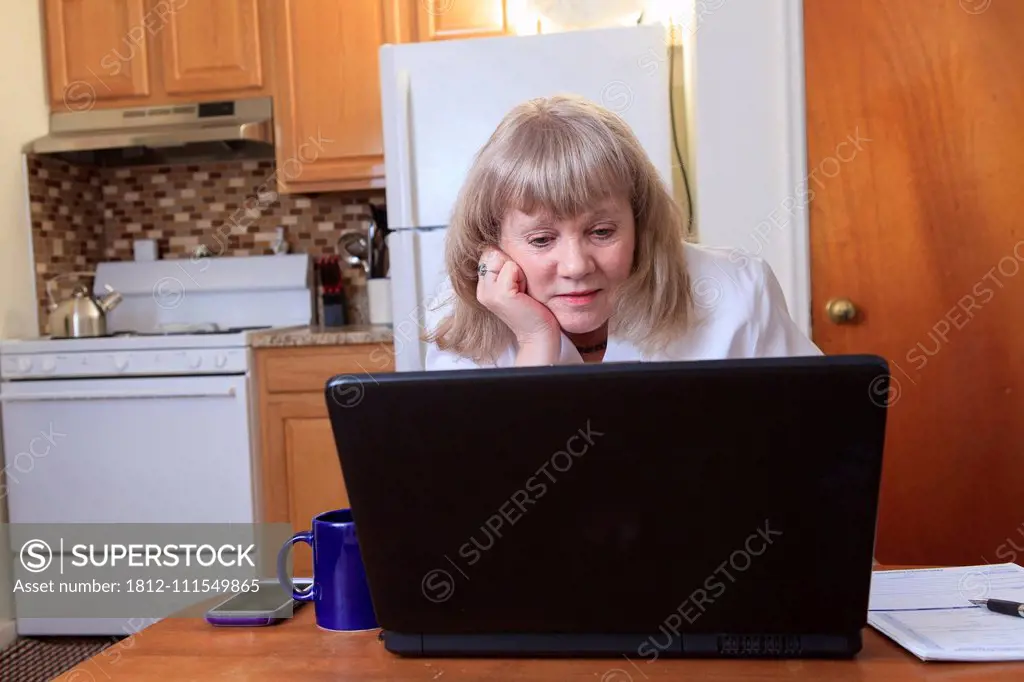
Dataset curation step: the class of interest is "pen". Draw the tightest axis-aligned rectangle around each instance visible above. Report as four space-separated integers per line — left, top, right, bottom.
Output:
969 598 1024 618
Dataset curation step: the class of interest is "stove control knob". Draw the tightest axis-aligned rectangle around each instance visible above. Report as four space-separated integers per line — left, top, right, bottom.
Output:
189 355 203 369
41 357 56 374
214 354 228 368
113 355 129 372
17 358 32 373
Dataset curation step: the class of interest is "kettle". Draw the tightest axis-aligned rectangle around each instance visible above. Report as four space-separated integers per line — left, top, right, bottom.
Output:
46 273 123 338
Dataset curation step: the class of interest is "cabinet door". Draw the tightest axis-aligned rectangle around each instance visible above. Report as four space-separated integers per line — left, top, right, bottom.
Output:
158 0 269 97
44 0 152 111
261 392 349 578
272 0 402 193
416 0 509 41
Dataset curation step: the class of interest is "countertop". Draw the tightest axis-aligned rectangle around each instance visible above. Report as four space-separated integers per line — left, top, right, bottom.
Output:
248 324 394 348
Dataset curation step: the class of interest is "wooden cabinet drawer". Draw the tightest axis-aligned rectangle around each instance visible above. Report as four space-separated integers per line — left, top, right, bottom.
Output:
257 344 394 394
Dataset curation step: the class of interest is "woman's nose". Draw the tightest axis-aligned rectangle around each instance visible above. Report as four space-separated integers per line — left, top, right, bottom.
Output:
556 241 595 278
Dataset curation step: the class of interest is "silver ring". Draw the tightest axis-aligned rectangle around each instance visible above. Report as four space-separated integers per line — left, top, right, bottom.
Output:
477 262 488 279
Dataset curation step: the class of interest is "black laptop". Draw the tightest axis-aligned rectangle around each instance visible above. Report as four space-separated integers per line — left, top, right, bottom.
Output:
324 355 889 658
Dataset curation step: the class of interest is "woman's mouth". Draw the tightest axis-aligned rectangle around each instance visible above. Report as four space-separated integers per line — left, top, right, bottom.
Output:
555 290 601 305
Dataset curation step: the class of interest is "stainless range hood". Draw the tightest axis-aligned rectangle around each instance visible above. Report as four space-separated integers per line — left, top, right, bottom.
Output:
27 97 275 165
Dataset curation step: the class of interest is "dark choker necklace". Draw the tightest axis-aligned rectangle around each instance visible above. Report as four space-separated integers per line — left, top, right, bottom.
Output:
574 340 607 354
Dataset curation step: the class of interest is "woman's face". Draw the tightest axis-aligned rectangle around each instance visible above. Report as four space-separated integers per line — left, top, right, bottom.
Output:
499 194 636 335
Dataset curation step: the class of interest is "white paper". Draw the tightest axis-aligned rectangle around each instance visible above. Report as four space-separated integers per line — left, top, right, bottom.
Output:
867 563 1024 661
868 609 1024 662
869 563 1024 611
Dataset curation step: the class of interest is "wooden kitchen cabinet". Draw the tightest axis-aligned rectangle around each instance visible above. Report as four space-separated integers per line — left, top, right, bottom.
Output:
269 0 511 193
43 0 153 109
42 0 272 112
413 0 510 41
43 0 513 189
269 0 406 193
157 0 270 97
255 344 394 578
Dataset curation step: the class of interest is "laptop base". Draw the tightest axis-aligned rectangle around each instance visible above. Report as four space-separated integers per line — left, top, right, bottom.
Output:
381 630 863 658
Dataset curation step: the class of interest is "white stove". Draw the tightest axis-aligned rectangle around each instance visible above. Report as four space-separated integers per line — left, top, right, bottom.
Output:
0 255 313 636
1 327 257 379
2 255 313 379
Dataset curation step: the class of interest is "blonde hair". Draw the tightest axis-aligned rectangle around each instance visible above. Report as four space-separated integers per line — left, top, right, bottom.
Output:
426 94 694 364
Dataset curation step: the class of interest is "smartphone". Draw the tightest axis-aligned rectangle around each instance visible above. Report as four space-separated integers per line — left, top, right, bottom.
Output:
204 578 312 627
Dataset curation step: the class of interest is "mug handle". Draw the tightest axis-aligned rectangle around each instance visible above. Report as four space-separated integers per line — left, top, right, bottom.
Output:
277 531 316 601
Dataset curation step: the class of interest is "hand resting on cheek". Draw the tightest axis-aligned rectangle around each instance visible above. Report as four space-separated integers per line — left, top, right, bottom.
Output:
476 247 562 364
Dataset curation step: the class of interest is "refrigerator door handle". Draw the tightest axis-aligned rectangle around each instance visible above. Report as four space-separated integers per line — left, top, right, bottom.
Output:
394 69 416 229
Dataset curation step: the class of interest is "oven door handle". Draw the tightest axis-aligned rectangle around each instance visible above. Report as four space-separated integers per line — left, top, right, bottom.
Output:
0 388 237 402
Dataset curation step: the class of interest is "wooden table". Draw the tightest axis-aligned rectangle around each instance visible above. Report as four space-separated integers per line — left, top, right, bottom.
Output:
57 602 1024 681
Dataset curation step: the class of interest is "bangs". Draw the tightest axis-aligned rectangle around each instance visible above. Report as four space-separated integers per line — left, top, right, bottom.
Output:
487 112 635 223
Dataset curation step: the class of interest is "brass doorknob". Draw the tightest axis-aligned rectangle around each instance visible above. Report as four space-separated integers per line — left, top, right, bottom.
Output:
826 298 858 324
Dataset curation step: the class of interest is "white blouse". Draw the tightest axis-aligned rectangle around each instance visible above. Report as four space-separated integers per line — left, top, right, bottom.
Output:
424 242 822 371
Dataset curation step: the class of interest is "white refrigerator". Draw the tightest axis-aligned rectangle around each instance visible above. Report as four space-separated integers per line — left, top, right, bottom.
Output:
379 25 675 372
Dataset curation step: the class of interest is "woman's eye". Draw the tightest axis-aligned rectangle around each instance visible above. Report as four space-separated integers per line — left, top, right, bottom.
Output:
592 227 615 239
528 237 552 247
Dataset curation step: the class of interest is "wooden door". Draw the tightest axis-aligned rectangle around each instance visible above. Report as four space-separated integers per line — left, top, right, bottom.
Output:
415 0 509 41
262 392 349 578
44 0 152 111
271 0 403 193
805 0 1024 566
158 0 270 97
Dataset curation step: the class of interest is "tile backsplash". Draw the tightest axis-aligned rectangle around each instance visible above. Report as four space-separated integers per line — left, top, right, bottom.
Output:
26 158 106 327
27 155 381 334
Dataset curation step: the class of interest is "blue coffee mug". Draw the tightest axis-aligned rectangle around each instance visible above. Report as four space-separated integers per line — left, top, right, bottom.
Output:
277 508 378 631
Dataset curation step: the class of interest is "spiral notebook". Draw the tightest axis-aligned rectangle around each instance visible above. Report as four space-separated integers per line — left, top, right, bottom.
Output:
868 563 1024 661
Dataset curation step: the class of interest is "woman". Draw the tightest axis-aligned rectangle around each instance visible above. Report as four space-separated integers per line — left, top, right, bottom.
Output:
424 94 820 370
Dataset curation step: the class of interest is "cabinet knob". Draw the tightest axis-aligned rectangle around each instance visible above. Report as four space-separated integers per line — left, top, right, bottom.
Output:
826 298 858 324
